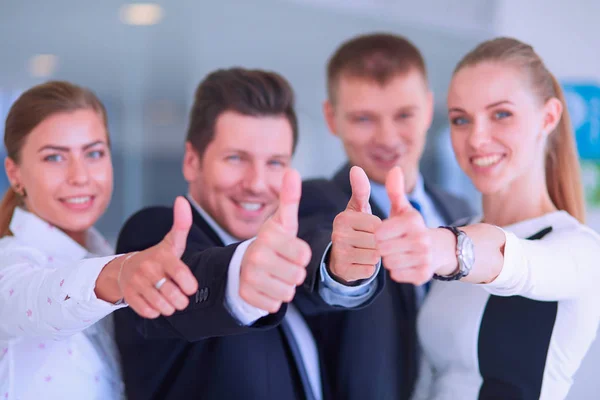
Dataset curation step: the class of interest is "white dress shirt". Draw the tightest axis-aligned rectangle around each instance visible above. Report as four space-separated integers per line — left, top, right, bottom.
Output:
413 211 600 400
0 207 126 400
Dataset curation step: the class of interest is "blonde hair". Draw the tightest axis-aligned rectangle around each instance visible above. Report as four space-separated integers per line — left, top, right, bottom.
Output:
0 81 108 236
454 37 585 223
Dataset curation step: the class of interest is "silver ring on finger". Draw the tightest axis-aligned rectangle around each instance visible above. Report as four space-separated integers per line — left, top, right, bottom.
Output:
154 277 168 290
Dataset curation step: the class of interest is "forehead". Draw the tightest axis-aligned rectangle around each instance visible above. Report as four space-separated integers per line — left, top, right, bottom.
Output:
25 109 107 148
448 62 534 109
334 70 428 111
210 111 294 156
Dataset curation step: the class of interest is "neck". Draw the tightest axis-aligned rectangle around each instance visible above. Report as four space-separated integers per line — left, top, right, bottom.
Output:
482 171 556 227
65 230 87 248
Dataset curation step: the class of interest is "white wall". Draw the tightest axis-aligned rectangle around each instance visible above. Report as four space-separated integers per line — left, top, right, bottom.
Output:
494 1 600 398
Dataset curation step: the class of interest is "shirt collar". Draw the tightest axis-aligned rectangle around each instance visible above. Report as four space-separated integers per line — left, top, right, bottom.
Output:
9 207 113 261
370 173 426 216
186 194 238 246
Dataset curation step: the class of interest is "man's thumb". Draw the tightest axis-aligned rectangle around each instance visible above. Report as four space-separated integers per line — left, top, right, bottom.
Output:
346 166 371 213
164 196 193 257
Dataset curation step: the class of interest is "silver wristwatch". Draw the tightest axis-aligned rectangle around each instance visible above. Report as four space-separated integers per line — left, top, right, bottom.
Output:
433 226 475 281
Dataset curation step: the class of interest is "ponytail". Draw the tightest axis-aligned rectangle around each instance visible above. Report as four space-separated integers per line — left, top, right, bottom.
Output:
546 74 585 223
0 188 19 237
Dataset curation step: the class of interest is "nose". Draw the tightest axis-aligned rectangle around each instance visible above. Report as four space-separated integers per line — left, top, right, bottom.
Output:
67 157 90 186
467 117 492 149
242 163 268 194
372 119 401 148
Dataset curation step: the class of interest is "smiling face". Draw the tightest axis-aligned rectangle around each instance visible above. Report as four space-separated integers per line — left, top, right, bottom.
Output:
5 109 113 238
324 69 433 190
184 111 293 240
447 61 561 197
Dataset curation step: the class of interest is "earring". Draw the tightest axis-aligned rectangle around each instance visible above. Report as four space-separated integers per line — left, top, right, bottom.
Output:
13 184 26 198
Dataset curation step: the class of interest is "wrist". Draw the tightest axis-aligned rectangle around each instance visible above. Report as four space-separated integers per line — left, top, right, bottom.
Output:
95 256 125 303
326 250 363 286
429 228 459 276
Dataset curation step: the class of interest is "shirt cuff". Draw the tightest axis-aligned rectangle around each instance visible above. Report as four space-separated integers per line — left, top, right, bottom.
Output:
318 241 380 307
59 255 128 316
224 238 269 326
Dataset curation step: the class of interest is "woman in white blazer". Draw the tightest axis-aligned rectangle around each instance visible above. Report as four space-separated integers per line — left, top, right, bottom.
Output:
0 81 198 399
375 38 600 400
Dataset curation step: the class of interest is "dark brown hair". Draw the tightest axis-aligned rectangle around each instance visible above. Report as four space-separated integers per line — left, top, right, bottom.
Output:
186 67 298 158
455 37 585 222
327 33 427 104
0 81 108 236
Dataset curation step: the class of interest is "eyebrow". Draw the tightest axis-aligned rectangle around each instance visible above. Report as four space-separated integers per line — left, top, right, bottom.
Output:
449 100 514 114
224 149 291 159
38 140 106 153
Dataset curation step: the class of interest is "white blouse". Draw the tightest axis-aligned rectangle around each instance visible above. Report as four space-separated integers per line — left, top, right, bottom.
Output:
0 208 126 400
413 211 600 400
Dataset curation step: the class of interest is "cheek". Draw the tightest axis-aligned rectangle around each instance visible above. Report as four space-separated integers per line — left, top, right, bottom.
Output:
209 164 244 195
450 131 468 162
92 161 114 190
343 124 374 147
267 170 285 195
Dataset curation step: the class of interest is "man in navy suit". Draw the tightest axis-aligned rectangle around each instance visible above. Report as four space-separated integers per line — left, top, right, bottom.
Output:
299 33 475 400
114 68 383 400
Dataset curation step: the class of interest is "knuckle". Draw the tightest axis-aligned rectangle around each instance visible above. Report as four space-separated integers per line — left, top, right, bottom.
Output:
269 301 282 314
283 286 296 302
295 267 307 283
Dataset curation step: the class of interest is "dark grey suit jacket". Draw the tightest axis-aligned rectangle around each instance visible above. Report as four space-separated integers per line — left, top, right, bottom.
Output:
299 164 474 400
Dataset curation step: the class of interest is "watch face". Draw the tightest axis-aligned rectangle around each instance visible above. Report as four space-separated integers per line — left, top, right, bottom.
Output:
458 234 475 271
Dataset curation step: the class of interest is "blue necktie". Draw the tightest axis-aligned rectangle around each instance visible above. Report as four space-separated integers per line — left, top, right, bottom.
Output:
409 199 422 214
408 199 431 296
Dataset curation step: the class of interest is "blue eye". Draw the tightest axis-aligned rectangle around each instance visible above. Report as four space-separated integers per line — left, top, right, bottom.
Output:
494 110 512 120
44 154 64 162
354 115 371 123
226 155 241 162
451 116 469 126
397 112 413 120
87 150 104 159
268 159 286 168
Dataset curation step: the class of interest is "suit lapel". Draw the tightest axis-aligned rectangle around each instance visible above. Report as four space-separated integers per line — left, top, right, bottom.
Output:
189 201 226 247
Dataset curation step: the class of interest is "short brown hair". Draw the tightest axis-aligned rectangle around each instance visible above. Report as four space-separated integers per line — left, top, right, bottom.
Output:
186 68 299 158
0 81 108 237
327 33 427 103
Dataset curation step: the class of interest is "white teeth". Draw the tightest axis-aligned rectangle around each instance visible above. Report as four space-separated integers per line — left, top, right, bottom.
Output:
240 202 262 211
473 155 502 167
64 196 91 204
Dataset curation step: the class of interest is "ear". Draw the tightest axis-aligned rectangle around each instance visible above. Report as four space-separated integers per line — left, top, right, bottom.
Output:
182 141 201 183
323 100 339 138
541 97 563 138
4 156 21 189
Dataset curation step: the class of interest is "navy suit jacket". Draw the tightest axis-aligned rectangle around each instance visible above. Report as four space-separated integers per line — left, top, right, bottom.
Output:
114 198 383 400
298 164 474 400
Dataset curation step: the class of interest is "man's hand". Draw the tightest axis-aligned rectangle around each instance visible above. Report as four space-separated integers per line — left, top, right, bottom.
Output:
239 169 312 313
376 167 432 285
328 166 382 284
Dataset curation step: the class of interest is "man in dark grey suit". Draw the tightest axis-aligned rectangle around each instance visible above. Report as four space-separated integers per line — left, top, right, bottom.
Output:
298 33 474 400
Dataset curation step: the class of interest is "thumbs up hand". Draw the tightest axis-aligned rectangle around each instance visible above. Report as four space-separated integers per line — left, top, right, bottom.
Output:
375 167 433 285
109 196 199 319
328 166 382 283
239 169 312 313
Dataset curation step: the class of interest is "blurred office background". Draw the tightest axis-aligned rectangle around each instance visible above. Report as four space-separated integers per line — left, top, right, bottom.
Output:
1 1 599 397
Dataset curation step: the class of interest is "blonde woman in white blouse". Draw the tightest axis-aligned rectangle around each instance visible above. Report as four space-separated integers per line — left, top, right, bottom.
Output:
0 81 199 399
373 38 600 399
